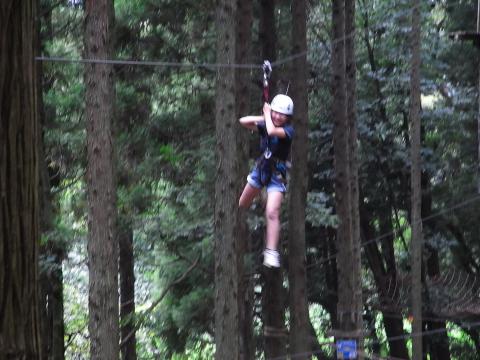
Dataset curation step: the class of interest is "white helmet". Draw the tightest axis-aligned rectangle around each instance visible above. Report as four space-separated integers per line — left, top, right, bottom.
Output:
271 94 294 116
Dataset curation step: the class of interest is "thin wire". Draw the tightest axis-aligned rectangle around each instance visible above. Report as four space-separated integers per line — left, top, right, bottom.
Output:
370 320 480 346
36 2 423 69
265 342 335 360
308 192 480 269
357 349 407 360
35 56 261 69
265 320 480 360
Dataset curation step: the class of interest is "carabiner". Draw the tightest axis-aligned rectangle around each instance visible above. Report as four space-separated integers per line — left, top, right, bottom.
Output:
262 60 272 103
262 60 272 86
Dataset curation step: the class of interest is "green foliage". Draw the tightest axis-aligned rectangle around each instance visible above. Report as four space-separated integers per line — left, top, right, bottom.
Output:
39 0 480 358
306 191 338 228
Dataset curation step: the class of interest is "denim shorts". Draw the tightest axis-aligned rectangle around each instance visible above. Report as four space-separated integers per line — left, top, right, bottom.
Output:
247 167 287 193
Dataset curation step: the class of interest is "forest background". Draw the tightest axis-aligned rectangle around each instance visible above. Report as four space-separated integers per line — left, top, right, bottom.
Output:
5 0 480 359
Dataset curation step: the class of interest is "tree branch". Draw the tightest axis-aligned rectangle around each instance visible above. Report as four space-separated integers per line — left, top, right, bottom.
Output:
119 257 199 348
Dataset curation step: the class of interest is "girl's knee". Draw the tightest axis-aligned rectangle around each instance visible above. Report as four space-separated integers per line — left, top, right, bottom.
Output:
266 207 280 222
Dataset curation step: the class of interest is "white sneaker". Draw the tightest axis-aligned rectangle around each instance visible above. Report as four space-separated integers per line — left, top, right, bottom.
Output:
263 249 280 268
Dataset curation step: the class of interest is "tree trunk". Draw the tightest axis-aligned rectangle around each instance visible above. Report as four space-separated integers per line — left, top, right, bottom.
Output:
345 0 364 350
259 0 286 357
259 0 276 65
84 1 119 359
37 6 65 357
423 176 450 360
39 251 64 360
409 0 423 358
323 228 339 328
235 0 254 357
477 9 480 194
360 207 410 359
263 268 287 359
332 0 362 343
259 0 278 96
0 1 42 358
287 0 310 357
119 226 136 360
214 1 246 358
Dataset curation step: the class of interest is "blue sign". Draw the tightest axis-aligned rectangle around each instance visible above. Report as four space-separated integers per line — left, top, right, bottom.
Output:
336 339 357 359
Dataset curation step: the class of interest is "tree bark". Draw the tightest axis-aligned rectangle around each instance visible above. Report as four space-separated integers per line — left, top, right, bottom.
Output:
423 175 450 360
409 0 423 358
0 1 42 358
287 0 310 357
84 1 119 359
263 268 287 359
332 0 362 343
259 0 276 65
214 1 246 358
259 0 278 96
37 5 66 357
259 1 286 357
360 207 410 359
477 9 480 194
235 0 254 357
38 250 64 360
345 0 364 350
119 226 136 360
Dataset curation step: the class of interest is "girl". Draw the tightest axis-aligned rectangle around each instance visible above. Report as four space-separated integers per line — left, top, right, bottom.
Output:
238 94 294 268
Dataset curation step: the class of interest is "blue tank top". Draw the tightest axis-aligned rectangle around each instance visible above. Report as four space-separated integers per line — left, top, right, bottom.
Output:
256 121 294 161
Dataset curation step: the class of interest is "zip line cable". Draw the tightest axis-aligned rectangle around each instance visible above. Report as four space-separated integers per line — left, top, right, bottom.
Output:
35 2 426 69
34 56 262 69
36 1 474 71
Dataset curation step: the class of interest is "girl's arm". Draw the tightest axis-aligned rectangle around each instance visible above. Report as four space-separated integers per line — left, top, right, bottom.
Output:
239 115 264 131
263 103 287 138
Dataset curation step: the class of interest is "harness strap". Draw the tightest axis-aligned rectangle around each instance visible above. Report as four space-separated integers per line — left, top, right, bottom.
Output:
255 155 287 186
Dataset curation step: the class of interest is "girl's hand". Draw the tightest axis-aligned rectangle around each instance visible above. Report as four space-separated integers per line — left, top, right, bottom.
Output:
263 102 271 116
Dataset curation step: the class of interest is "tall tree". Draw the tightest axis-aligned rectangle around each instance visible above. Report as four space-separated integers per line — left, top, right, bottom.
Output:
477 0 480 194
214 0 246 358
258 2 287 358
260 0 276 64
0 1 42 358
287 0 310 357
119 225 136 360
84 0 119 359
259 0 279 95
37 4 66 358
409 0 423 359
345 0 364 350
331 0 363 349
235 0 254 357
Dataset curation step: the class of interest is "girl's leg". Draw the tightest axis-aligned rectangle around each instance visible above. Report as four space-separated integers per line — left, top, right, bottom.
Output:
239 183 261 209
265 191 284 250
